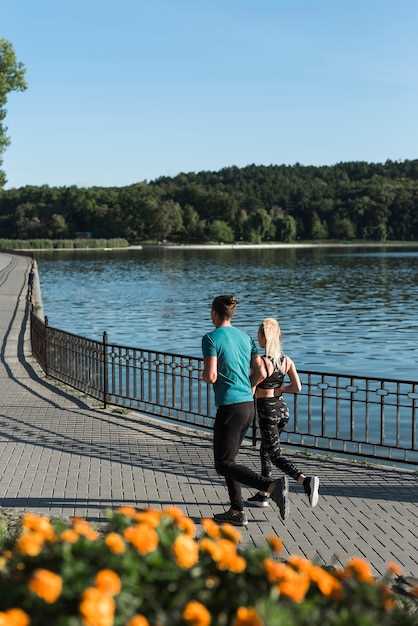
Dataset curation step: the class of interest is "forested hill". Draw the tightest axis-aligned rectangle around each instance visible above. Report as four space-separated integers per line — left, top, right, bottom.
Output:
1 159 418 243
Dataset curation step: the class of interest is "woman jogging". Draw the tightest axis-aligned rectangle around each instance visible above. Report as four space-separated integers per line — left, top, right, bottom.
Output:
248 318 319 508
202 296 289 527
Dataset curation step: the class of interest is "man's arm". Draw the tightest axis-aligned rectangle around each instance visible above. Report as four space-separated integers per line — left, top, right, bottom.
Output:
250 354 266 394
202 356 217 383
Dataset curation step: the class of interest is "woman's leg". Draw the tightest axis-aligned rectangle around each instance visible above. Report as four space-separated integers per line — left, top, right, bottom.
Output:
258 398 301 481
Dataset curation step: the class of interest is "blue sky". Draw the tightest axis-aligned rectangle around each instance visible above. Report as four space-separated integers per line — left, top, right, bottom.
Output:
2 0 418 188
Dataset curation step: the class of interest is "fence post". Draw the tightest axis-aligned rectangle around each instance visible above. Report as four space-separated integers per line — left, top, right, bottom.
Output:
44 315 49 377
103 331 108 408
252 398 257 447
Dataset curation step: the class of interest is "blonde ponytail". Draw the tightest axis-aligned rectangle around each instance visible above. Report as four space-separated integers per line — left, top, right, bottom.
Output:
259 318 283 370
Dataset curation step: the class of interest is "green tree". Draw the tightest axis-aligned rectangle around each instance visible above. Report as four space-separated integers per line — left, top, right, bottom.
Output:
274 214 297 242
0 39 27 187
332 217 356 239
208 220 234 243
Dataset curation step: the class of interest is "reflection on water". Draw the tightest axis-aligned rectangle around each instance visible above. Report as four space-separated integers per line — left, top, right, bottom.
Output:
37 247 418 380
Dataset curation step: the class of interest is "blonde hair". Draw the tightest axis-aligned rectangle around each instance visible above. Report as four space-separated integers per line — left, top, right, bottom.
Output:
259 318 283 369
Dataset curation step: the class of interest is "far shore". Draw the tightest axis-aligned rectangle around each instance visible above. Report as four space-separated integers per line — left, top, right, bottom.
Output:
5 240 418 253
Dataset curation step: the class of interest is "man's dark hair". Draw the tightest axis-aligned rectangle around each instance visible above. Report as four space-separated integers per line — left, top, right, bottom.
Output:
211 295 238 320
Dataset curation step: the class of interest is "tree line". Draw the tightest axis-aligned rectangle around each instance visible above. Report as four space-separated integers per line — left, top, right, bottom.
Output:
1 159 418 243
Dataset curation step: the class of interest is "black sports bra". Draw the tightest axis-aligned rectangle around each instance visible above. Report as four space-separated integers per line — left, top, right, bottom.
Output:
257 355 286 389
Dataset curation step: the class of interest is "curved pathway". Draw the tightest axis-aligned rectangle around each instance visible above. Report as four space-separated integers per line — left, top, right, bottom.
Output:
0 253 417 576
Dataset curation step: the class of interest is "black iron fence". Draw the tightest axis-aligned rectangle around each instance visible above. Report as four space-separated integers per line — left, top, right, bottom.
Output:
29 304 418 465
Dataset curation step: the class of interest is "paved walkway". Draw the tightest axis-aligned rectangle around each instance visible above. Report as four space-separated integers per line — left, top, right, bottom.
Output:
0 253 417 577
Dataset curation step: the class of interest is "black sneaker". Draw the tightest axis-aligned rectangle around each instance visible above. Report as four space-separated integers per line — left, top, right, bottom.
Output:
303 476 320 508
269 477 289 521
213 508 248 527
247 492 270 508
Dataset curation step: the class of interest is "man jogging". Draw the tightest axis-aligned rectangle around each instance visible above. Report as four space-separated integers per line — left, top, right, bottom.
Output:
202 294 288 527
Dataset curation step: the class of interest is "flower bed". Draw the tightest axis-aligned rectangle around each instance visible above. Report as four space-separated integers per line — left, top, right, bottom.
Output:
0 507 416 626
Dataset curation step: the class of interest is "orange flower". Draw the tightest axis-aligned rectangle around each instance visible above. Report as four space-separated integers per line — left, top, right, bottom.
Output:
264 559 294 583
309 566 342 597
266 535 284 553
233 607 263 626
346 558 374 583
127 616 150 626
216 539 246 573
386 561 402 577
124 524 159 556
173 535 199 569
22 513 55 541
134 511 161 528
412 586 418 598
178 516 196 538
28 569 62 604
71 518 99 541
279 572 310 603
287 555 313 574
80 587 115 626
199 538 221 562
3 609 30 626
17 532 44 557
61 529 79 544
182 600 211 626
220 523 241 544
162 505 185 522
382 586 396 612
95 570 122 596
105 533 126 555
117 506 137 518
201 519 220 539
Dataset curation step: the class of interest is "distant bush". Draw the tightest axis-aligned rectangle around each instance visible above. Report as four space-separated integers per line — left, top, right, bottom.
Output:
0 239 129 250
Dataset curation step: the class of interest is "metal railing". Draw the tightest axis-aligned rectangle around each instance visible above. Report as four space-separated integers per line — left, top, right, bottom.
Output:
28 289 418 466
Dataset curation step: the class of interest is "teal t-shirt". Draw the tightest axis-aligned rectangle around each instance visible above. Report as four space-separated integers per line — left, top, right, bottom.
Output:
201 326 258 407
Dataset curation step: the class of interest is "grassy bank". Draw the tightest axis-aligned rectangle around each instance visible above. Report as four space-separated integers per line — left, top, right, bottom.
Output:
0 238 129 250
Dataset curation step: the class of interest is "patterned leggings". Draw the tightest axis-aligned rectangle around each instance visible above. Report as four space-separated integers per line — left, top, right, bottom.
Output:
257 397 301 481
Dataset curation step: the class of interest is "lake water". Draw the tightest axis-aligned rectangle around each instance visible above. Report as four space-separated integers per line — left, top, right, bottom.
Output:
36 246 418 381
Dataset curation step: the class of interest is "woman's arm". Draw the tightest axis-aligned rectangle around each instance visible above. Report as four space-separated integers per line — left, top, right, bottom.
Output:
275 357 302 395
250 355 268 395
202 356 217 384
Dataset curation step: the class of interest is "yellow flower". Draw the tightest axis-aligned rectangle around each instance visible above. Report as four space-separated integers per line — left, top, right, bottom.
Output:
127 616 149 626
71 518 99 541
233 607 263 626
3 609 30 626
216 539 246 573
346 558 374 583
105 533 126 554
172 535 199 569
80 587 115 626
266 535 284 553
95 570 122 596
61 529 79 544
386 561 402 577
199 538 221 562
28 569 62 604
182 600 211 626
220 523 241 544
279 572 310 603
134 511 161 528
117 506 137 518
22 513 56 542
17 532 44 557
201 519 220 539
124 524 159 556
